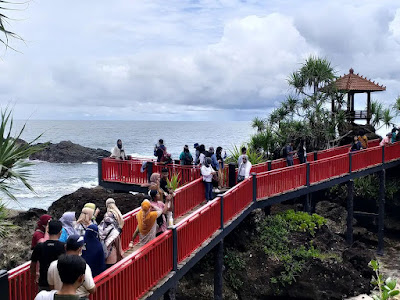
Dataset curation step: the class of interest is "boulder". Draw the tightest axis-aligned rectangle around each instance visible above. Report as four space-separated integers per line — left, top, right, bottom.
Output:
29 140 110 163
315 201 354 235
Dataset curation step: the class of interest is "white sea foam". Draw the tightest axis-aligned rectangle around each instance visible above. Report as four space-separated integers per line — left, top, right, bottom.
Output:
82 161 97 165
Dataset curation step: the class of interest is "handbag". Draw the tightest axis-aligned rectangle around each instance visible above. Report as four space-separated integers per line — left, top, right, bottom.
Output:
237 174 245 182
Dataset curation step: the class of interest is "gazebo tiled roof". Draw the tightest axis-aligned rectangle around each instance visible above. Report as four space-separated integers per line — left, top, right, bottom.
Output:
334 68 386 92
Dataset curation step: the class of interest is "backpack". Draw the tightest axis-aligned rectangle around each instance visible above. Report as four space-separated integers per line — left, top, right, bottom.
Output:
100 229 113 259
184 153 192 165
281 146 288 157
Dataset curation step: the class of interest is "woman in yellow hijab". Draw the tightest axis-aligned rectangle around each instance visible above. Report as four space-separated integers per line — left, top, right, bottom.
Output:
130 200 162 247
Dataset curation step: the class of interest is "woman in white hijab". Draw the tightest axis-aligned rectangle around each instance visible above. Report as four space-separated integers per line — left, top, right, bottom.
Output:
106 198 124 229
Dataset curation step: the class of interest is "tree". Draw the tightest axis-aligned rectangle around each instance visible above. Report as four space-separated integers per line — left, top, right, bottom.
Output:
0 108 46 236
250 56 346 158
0 1 24 51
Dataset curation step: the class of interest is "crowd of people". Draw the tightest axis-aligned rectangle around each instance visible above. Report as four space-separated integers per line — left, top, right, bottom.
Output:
31 198 125 300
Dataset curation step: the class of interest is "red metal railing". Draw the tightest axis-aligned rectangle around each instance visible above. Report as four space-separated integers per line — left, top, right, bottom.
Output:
92 231 173 300
270 159 287 170
223 178 253 223
102 158 148 184
152 164 202 187
174 178 205 219
256 164 307 200
384 142 400 162
369 139 380 148
176 198 221 263
121 208 140 251
318 145 349 160
351 147 382 172
309 154 349 184
8 262 37 300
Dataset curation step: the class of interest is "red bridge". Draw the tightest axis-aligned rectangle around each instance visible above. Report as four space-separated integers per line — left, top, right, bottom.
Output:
6 139 400 300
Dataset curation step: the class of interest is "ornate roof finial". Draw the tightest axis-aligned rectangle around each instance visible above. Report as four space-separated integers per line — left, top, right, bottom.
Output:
349 68 354 74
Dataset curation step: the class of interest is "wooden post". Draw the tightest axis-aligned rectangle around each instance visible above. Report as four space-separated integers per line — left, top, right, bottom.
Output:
252 173 257 203
346 180 354 245
228 163 236 187
305 162 312 213
377 170 385 255
367 92 371 125
214 240 224 300
0 270 8 300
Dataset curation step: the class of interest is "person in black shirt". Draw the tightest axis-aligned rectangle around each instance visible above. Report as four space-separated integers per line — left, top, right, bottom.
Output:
30 220 66 291
160 168 170 195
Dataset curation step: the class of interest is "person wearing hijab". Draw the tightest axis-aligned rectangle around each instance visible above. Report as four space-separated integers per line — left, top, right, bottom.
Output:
149 172 165 201
105 198 124 229
75 203 97 236
130 200 163 247
82 224 106 277
59 212 77 242
31 214 52 249
237 155 252 183
201 157 216 201
98 212 123 268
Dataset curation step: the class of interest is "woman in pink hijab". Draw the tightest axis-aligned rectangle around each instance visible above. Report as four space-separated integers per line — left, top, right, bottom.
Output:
31 214 52 249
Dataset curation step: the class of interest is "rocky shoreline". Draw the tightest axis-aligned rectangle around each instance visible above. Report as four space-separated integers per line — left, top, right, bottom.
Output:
17 139 110 163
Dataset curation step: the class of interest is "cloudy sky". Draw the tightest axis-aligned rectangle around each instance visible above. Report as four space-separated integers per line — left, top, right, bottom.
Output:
2 0 400 121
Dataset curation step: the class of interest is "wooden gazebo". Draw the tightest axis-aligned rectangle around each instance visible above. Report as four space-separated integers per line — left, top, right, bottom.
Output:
331 68 386 124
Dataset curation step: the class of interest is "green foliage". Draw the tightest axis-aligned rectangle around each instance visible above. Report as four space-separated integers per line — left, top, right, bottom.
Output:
0 1 25 51
371 101 395 130
0 202 14 238
167 173 181 191
224 250 245 291
281 210 326 237
258 210 328 290
225 144 266 165
0 108 46 236
329 175 400 202
369 260 399 300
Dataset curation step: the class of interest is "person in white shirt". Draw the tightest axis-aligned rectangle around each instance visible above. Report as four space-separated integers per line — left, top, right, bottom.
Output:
35 254 87 300
110 139 126 160
237 147 247 166
47 235 96 300
201 157 216 201
237 155 252 183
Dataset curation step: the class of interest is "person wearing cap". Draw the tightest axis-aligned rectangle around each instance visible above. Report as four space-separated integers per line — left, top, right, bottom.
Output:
47 235 96 299
130 199 163 247
110 139 126 160
193 143 200 165
30 220 66 291
82 224 106 277
179 145 193 166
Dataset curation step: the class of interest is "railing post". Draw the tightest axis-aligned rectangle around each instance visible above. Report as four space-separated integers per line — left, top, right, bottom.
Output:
252 173 257 203
382 145 385 164
97 157 103 186
218 195 224 230
305 162 311 213
349 152 352 174
0 270 8 300
214 239 224 300
346 180 354 246
172 226 178 271
267 160 272 171
228 163 236 187
147 161 153 182
313 151 318 161
377 169 385 256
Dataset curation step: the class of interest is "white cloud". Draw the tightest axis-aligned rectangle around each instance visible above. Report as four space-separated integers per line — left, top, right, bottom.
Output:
1 0 400 120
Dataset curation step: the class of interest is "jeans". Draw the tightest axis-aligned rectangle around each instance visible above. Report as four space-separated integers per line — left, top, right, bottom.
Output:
286 157 294 166
204 181 213 201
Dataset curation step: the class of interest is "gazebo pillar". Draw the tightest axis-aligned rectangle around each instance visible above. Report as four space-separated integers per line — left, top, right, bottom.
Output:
367 92 371 125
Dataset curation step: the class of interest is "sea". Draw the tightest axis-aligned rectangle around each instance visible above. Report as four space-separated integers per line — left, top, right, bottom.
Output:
5 120 255 211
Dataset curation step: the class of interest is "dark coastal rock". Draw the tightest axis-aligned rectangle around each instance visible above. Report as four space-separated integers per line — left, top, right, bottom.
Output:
315 201 353 235
47 186 147 223
29 140 110 163
339 124 381 146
